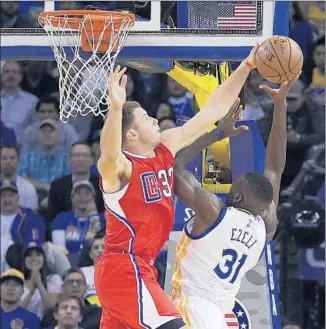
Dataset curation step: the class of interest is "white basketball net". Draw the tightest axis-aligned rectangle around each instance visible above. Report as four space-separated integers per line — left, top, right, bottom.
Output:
39 12 134 122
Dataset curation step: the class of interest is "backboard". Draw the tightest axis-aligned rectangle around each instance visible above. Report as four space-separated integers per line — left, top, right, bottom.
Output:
1 1 289 63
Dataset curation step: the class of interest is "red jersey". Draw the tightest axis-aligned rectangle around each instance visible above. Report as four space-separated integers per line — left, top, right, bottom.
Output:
101 143 175 258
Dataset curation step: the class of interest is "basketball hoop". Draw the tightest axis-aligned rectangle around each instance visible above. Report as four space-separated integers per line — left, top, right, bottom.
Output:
38 10 135 122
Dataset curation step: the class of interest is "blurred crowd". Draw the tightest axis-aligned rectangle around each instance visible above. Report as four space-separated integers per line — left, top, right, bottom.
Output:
0 1 325 329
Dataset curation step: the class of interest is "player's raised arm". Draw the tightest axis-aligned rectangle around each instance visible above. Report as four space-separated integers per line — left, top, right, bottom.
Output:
175 99 247 166
98 66 132 193
174 100 247 224
260 74 301 241
162 44 258 155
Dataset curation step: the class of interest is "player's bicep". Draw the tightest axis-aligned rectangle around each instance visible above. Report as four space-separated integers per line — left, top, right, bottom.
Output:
194 186 224 225
264 169 281 207
162 125 207 156
262 201 278 242
174 170 198 211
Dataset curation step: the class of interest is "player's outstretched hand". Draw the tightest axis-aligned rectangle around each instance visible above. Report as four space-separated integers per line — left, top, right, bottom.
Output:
216 98 248 138
109 65 128 111
245 42 260 69
259 72 302 104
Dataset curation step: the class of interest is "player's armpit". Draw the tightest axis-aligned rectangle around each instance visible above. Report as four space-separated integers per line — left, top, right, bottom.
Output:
98 155 132 193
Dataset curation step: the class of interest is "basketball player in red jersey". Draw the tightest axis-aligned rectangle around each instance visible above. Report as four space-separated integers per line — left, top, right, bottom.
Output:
95 46 258 329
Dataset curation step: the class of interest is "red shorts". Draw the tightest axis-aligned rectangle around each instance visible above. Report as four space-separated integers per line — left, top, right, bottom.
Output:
94 253 183 329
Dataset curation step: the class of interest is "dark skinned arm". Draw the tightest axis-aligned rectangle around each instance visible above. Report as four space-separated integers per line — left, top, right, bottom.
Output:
260 76 301 241
174 99 247 228
175 98 247 168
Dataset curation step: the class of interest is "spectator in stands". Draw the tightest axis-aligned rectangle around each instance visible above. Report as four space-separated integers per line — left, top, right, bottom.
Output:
6 240 71 280
158 116 177 131
155 102 177 121
0 104 17 146
289 2 315 84
46 295 84 329
0 146 38 210
52 181 105 255
1 61 38 142
20 241 62 319
21 62 58 99
20 96 79 153
18 119 70 195
41 268 102 329
1 269 40 329
80 231 105 306
139 72 166 114
311 36 325 88
0 181 44 273
0 1 32 28
304 1 325 37
48 143 104 221
164 77 195 120
88 130 101 176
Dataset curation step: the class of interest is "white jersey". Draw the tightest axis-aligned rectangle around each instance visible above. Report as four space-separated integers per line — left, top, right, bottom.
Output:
172 206 267 314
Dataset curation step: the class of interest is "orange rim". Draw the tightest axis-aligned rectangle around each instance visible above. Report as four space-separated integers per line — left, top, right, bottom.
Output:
39 10 135 30
39 10 135 53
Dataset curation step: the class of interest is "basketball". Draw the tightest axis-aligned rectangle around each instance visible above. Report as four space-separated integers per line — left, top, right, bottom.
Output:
255 36 303 84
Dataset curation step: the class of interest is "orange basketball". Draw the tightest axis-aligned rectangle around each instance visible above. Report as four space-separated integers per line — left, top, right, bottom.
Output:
255 35 303 83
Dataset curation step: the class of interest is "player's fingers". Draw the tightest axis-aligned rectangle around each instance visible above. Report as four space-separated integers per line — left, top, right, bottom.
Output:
234 125 249 135
259 84 272 92
114 65 121 75
117 67 127 80
120 74 128 89
227 98 241 118
232 104 243 122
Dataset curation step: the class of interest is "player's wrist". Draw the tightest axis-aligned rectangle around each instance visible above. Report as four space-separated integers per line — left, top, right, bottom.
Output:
243 59 255 71
213 128 224 140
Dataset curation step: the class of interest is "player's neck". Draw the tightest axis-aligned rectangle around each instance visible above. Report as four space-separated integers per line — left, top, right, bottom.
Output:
123 143 156 158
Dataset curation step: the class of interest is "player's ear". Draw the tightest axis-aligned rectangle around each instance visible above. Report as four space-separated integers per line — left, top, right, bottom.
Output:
126 128 138 141
233 192 243 203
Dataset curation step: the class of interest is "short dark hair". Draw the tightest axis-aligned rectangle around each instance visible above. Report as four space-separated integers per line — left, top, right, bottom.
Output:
158 116 177 126
93 229 105 240
122 101 140 137
62 267 86 283
244 172 273 204
55 295 84 316
70 142 92 157
0 145 20 157
36 95 60 114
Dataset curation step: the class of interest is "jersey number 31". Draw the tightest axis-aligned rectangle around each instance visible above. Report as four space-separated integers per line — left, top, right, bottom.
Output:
214 248 248 284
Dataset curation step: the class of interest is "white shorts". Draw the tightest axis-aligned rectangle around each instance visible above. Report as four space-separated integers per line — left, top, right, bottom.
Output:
174 296 228 329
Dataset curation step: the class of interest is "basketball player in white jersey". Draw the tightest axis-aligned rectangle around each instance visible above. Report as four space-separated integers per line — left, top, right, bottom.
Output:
171 76 300 329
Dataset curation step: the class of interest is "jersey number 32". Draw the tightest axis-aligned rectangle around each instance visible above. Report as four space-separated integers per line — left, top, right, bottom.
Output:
214 248 248 284
141 168 173 203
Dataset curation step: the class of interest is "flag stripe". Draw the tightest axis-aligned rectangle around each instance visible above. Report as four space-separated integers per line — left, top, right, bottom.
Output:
217 3 257 29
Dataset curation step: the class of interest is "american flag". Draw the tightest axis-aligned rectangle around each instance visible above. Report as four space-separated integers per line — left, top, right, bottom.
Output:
225 300 251 328
217 3 257 30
